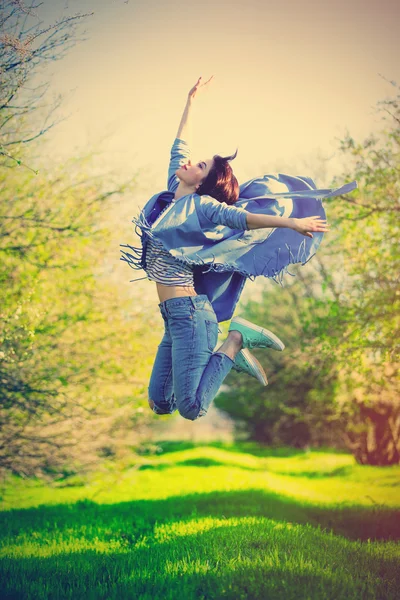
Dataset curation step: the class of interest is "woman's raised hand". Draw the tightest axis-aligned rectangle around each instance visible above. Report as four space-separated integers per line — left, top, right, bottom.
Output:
188 75 214 101
291 216 330 238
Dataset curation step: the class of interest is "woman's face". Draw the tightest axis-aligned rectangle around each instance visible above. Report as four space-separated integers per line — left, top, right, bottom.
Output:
176 158 214 190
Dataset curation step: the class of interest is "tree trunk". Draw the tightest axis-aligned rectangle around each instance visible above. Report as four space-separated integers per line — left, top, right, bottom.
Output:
343 400 400 466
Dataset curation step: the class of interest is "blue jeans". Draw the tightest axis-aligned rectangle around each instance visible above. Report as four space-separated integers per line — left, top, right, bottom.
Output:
148 294 235 421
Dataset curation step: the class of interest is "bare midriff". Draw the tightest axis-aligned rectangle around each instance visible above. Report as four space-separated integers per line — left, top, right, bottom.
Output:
156 282 198 303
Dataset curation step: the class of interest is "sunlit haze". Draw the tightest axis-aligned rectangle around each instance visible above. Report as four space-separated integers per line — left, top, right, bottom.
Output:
40 0 399 201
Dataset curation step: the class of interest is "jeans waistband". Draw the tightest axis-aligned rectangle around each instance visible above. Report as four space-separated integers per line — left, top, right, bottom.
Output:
158 294 209 312
158 294 222 333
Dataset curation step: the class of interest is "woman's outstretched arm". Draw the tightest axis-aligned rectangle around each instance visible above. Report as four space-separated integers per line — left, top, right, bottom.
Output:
246 213 330 238
176 76 214 142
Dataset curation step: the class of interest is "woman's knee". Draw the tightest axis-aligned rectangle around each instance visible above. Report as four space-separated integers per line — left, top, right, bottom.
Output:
148 397 161 414
177 401 203 421
148 396 176 415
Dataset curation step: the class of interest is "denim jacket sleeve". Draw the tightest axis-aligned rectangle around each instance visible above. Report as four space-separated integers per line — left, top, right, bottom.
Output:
167 138 190 193
199 195 249 231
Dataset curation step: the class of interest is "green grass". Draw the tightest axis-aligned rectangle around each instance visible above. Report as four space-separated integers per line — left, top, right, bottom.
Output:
0 443 399 599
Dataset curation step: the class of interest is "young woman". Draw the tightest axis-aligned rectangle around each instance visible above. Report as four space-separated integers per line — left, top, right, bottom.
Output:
121 76 357 422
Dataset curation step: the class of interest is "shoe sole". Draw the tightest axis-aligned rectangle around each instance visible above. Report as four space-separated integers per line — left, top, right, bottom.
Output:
231 317 285 351
241 348 268 386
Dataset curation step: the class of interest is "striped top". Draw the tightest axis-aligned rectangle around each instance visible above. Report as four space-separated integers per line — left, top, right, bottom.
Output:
145 235 195 286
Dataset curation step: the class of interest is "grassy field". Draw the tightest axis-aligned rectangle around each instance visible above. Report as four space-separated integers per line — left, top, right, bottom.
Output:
0 442 399 599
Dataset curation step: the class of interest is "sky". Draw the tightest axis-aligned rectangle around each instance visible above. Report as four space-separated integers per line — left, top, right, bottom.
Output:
24 0 399 306
35 0 399 199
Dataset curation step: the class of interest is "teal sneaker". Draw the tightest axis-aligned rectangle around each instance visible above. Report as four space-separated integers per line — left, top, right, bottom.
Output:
232 348 268 386
228 316 285 351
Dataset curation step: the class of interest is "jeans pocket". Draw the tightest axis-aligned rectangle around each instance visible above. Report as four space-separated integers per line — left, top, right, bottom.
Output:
167 304 194 320
205 319 218 352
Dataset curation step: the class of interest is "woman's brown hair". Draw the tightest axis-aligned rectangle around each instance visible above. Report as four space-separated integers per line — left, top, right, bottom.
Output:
196 149 239 205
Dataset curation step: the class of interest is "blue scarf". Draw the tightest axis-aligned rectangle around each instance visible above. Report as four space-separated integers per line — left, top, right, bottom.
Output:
121 138 357 322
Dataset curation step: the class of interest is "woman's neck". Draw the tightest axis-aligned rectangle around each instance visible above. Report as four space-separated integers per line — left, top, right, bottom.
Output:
174 181 197 201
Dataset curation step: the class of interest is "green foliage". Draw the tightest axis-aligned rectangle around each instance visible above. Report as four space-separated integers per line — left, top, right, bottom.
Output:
308 87 400 465
0 145 163 479
218 85 399 464
217 281 341 449
0 1 165 481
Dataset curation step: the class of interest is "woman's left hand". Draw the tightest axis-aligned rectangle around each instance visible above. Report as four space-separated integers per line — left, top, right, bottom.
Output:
188 75 214 101
291 216 330 238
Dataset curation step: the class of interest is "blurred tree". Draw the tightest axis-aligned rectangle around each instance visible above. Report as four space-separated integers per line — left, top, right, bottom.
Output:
0 0 93 172
218 79 399 465
0 146 162 480
317 80 400 465
0 2 164 481
217 265 340 450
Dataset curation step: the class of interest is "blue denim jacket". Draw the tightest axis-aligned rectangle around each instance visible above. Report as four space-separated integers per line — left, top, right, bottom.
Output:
121 138 357 322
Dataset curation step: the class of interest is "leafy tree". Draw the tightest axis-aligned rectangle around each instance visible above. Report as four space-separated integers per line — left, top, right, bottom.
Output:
317 81 400 464
0 144 160 479
217 266 341 449
0 0 93 171
0 2 165 480
218 80 399 465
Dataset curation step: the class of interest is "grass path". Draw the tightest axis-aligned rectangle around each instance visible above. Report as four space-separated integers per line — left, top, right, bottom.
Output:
1 443 399 599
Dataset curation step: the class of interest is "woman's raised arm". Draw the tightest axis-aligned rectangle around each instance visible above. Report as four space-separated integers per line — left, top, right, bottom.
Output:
176 75 214 142
176 97 193 143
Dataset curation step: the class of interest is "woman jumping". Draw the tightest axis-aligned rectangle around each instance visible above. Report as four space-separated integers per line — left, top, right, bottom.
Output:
121 75 357 421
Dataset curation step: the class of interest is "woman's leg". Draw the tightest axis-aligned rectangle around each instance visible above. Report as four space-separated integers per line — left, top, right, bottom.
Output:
147 311 177 415
163 294 242 421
